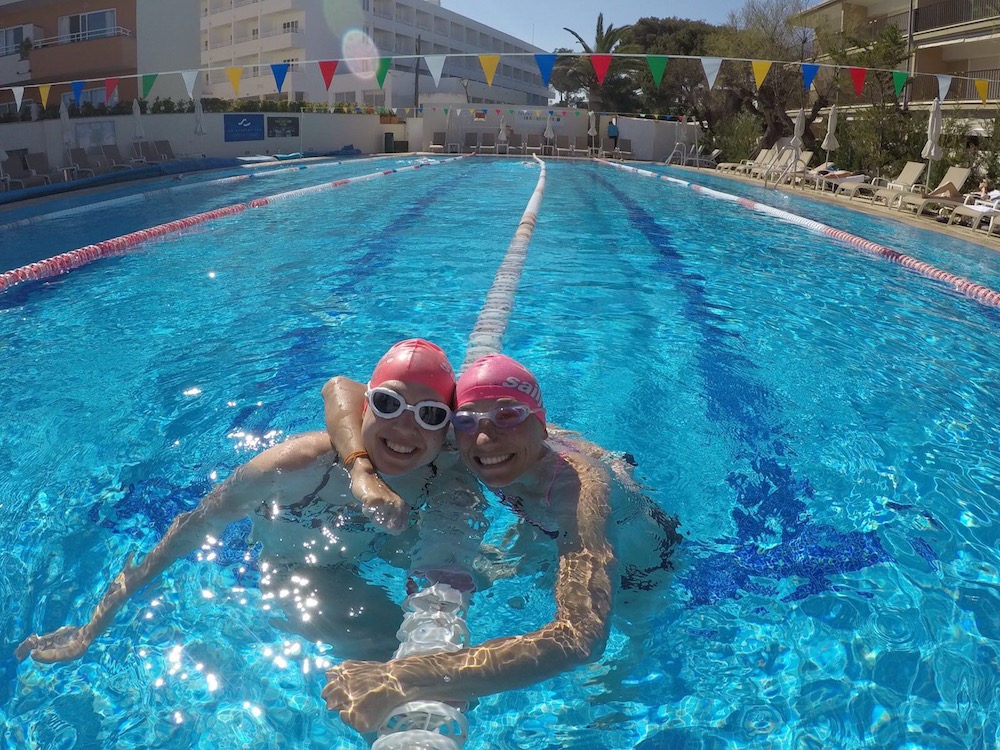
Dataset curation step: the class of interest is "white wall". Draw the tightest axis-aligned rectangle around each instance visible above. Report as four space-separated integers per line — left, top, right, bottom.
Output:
137 0 202 101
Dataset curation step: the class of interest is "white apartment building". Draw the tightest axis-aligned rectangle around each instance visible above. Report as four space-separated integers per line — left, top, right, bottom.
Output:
199 0 550 108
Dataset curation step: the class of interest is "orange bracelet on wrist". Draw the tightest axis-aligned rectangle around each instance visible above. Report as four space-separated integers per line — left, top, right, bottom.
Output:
342 449 370 470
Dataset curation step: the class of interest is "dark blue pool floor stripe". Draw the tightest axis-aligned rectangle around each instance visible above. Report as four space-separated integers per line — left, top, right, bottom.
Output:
596 172 893 606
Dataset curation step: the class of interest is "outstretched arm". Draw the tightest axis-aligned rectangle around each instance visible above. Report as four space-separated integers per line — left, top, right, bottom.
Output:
323 454 615 731
15 431 330 664
321 376 408 533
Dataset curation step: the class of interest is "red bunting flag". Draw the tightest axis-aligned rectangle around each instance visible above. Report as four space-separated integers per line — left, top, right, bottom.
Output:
590 54 613 85
105 77 119 102
318 60 339 91
849 67 867 96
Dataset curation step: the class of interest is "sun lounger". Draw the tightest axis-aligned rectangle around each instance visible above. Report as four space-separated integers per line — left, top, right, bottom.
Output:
617 138 633 160
555 135 573 157
24 152 62 183
751 149 793 179
67 147 109 176
894 167 972 215
572 135 589 157
463 132 479 153
101 144 142 169
839 161 925 201
946 197 1000 233
2 155 50 188
524 133 543 155
134 140 165 162
687 147 721 168
507 133 524 155
479 132 496 154
719 147 769 172
428 131 446 153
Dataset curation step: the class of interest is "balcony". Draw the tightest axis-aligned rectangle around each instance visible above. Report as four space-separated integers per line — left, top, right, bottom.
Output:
28 31 137 80
0 54 31 85
909 66 1000 100
914 0 1000 32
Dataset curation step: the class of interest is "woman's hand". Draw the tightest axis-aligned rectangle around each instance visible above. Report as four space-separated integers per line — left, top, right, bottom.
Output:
350 467 410 535
15 625 93 664
323 660 408 733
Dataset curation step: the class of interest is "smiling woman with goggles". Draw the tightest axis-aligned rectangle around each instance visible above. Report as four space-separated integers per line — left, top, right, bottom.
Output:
451 404 541 433
365 387 452 430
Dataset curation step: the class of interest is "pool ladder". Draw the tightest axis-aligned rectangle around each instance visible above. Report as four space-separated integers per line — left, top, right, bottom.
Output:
371 583 470 750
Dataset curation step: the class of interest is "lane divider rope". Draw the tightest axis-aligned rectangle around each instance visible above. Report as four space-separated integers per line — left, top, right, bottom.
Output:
0 155 469 295
461 155 547 372
597 159 1000 310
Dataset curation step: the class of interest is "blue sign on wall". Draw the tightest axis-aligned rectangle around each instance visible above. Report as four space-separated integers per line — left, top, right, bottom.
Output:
224 114 265 142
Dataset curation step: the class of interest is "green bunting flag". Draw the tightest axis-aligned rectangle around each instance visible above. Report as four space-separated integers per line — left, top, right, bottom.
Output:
892 71 908 97
647 56 668 87
375 57 392 89
141 74 158 99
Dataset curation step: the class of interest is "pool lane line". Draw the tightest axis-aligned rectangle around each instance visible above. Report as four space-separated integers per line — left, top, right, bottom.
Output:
0 154 429 232
461 155 547 371
0 155 470 295
596 159 1000 310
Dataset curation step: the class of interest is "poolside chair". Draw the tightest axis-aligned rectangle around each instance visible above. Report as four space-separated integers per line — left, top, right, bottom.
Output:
946 197 1000 233
894 166 972 216
2 154 49 188
428 131 446 153
65 147 104 177
524 133 543 155
750 148 795 179
842 161 925 202
507 133 524 155
555 135 572 157
463 132 480 154
617 138 633 160
794 161 836 189
730 148 774 174
686 147 721 168
101 144 141 169
572 135 589 157
25 152 62 183
479 132 496 154
766 150 813 184
134 140 165 162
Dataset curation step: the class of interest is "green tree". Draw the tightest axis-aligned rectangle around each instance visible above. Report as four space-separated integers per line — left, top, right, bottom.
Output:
549 47 586 105
558 13 640 113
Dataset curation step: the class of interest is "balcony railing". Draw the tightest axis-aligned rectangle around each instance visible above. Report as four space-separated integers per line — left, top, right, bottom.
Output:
866 11 910 38
910 67 1000 101
914 0 1000 32
32 26 133 48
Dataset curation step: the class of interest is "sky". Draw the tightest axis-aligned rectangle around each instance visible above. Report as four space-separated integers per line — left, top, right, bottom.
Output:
439 0 743 53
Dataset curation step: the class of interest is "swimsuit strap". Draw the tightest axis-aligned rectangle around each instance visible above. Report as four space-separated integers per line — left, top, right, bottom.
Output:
542 451 570 506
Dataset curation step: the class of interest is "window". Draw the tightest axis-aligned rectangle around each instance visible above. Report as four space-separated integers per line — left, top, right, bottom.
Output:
62 87 117 108
58 9 117 43
363 91 385 107
282 57 300 72
334 90 356 103
281 20 298 33
1 26 24 58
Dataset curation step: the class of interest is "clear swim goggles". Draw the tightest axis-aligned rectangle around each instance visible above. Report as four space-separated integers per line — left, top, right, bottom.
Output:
366 387 452 430
451 404 540 433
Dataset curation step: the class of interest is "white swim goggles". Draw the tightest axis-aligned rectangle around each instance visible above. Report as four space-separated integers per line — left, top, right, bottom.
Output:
366 387 452 431
451 404 540 432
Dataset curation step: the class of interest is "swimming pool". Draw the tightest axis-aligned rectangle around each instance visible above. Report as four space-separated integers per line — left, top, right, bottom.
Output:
2 157 999 749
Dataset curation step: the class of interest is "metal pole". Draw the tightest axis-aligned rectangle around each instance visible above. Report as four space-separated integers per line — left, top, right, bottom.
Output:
413 35 421 112
902 0 915 110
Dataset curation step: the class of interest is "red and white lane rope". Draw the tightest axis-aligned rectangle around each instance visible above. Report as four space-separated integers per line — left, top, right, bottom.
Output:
597 159 1000 310
461 155 547 372
0 156 467 295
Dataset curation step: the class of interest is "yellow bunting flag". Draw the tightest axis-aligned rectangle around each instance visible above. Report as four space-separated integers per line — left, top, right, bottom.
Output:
226 67 243 96
975 79 989 104
751 60 772 90
38 84 52 108
479 55 500 86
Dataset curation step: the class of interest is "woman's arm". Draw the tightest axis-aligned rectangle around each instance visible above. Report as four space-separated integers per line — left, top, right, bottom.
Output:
323 454 616 731
321 376 408 533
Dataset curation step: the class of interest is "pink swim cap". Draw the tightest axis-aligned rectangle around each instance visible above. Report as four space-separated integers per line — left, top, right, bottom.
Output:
369 339 455 404
455 354 546 425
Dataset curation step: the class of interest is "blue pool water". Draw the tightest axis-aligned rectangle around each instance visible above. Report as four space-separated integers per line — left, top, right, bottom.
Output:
2 157 1000 749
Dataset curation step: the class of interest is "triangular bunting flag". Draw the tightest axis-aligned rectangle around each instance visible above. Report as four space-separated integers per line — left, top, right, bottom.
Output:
561 110 567 116
141 74 157 99
801 63 819 91
975 79 989 104
442 108 449 115
479 54 500 86
226 67 243 96
71 81 85 105
548 109 553 115
590 54 612 85
751 61 772 91
12 86 23 111
849 67 867 96
534 54 557 86
936 74 952 101
575 111 581 116
647 55 668 87
319 60 339 90
271 63 290 92
404 108 411 114
105 77 120 102
456 108 462 116
181 70 199 99
892 71 909 97
495 109 501 115
38 84 51 108
702 58 722 89
375 57 392 89
425 55 446 87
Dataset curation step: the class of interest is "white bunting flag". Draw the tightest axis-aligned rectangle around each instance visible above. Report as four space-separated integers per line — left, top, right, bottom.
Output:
181 70 200 99
12 86 23 111
702 58 723 89
424 55 446 88
936 75 952 101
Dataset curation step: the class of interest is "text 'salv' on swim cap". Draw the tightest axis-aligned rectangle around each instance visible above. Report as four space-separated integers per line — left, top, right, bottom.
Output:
455 353 546 425
369 339 456 404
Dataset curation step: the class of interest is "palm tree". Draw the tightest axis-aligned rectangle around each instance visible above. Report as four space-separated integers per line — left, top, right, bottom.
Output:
560 13 638 113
